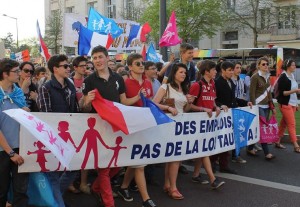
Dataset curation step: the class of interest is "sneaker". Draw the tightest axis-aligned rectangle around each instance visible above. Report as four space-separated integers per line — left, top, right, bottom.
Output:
232 156 247 164
117 188 133 202
211 178 225 189
142 199 157 207
178 165 189 175
191 175 209 184
129 184 139 192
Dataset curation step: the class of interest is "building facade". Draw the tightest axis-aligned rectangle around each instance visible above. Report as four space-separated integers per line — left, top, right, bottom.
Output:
199 0 300 49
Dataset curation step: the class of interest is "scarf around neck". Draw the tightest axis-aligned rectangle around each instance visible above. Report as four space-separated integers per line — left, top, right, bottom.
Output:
0 83 27 108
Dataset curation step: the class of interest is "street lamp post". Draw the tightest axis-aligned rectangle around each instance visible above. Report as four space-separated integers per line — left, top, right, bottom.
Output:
2 14 19 49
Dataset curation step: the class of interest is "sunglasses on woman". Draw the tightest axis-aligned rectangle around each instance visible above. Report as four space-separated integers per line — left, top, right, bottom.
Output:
261 63 269 66
22 69 34 74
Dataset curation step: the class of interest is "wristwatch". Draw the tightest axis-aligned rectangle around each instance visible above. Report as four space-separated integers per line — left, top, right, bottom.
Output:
8 150 16 157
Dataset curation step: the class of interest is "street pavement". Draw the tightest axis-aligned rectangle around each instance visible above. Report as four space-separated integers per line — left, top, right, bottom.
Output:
64 142 300 207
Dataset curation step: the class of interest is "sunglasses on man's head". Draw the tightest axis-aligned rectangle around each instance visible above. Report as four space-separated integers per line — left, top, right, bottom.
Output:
134 61 145 67
58 64 71 69
261 63 269 66
22 69 34 74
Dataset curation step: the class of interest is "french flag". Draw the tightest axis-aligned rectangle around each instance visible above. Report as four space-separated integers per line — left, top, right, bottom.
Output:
78 25 114 56
36 20 51 61
92 90 173 135
126 22 152 47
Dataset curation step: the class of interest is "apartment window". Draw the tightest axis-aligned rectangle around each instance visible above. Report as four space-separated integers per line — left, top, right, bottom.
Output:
87 2 97 14
125 0 133 17
278 6 296 29
224 31 238 41
65 7 74 13
107 0 116 18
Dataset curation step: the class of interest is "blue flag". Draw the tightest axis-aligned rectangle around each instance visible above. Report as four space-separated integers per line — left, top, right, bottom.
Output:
146 43 160 62
87 7 123 39
232 108 256 156
126 24 140 47
140 94 174 124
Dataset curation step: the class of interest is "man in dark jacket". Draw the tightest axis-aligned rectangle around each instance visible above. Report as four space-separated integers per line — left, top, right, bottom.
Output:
212 61 251 174
37 54 78 207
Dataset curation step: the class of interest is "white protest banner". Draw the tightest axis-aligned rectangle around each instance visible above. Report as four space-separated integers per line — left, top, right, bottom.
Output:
4 109 76 169
62 13 142 51
18 106 259 173
62 13 87 47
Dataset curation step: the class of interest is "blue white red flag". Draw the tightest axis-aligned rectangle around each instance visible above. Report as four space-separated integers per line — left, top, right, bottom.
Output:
78 25 113 56
87 7 123 39
126 22 152 47
232 108 256 156
36 20 51 61
92 90 173 135
146 43 160 62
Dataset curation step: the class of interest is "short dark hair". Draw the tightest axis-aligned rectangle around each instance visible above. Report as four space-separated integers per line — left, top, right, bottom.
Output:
221 61 234 71
144 61 155 70
91 45 108 57
180 43 194 54
115 63 125 70
118 70 129 77
127 53 143 66
72 56 88 67
34 66 47 76
47 54 68 73
0 58 19 81
20 61 35 71
199 60 216 76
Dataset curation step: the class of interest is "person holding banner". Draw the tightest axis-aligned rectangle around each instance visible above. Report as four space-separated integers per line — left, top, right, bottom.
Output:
81 46 143 207
274 59 300 153
37 54 79 207
153 63 194 200
0 58 29 207
214 61 251 174
118 53 157 207
248 57 276 160
189 60 225 189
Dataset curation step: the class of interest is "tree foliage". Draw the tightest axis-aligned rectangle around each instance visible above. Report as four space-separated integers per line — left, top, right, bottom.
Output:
44 9 63 54
1 33 17 52
139 0 225 43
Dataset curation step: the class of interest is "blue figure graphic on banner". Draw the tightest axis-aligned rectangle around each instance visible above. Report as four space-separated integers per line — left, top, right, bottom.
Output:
232 109 256 156
87 7 123 39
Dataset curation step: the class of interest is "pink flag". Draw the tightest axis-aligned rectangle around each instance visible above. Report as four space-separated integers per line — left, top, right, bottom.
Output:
159 11 182 47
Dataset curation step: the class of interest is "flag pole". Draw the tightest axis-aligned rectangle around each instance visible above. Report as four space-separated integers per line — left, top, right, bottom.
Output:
159 0 168 62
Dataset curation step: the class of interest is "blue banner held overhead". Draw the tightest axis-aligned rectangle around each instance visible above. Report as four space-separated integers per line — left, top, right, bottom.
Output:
87 7 123 39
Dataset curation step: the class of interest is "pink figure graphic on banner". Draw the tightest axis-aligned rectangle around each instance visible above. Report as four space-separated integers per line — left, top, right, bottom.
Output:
76 117 109 169
27 141 51 172
107 136 127 168
159 11 182 47
56 121 77 171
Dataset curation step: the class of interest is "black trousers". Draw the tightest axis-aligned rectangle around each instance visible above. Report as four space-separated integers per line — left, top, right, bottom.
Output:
0 149 29 207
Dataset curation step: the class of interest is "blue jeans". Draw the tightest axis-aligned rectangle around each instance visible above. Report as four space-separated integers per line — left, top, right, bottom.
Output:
0 149 29 207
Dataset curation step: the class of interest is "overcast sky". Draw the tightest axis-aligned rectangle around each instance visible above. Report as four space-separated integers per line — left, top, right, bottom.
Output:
0 0 45 41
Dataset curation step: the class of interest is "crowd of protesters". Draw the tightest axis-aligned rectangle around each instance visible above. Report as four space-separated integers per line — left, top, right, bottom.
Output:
0 43 299 207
